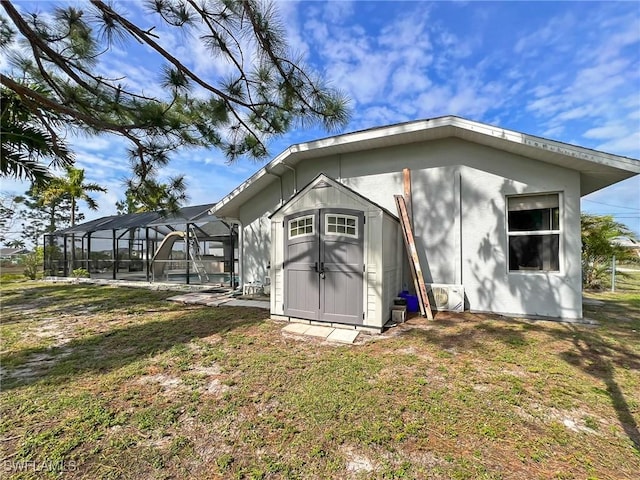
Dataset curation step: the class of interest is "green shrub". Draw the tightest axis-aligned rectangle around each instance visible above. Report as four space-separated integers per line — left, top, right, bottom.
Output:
22 248 44 280
72 268 90 278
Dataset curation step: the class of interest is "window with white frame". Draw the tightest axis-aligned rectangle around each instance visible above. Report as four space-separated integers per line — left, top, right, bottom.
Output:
288 215 314 238
507 194 560 272
325 214 358 237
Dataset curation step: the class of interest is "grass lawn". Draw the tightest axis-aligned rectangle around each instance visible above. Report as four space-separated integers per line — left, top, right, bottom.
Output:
1 279 639 479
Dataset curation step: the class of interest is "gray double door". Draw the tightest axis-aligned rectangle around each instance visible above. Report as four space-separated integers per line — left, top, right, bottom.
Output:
284 208 364 325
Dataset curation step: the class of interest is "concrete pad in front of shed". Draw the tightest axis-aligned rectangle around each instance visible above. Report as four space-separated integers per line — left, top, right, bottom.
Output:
327 329 359 344
304 325 334 339
282 323 311 335
281 323 359 344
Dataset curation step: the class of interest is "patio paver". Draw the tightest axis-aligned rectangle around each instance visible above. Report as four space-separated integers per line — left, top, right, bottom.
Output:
304 325 334 339
326 329 360 344
282 323 311 335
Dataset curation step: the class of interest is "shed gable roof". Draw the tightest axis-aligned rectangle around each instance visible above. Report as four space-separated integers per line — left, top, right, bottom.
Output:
211 116 639 219
269 173 398 220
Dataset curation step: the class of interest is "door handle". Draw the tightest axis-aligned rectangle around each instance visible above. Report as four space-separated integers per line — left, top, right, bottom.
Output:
313 262 318 272
319 262 325 279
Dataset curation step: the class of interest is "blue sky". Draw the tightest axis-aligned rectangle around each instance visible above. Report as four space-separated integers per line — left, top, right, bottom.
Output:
2 0 639 235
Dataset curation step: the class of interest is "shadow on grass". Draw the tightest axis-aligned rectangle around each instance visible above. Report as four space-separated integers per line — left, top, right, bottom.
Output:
0 284 177 324
559 325 640 452
409 308 640 452
1 306 265 391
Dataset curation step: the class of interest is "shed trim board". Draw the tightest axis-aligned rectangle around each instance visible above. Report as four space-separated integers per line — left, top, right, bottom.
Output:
270 174 401 330
212 116 639 324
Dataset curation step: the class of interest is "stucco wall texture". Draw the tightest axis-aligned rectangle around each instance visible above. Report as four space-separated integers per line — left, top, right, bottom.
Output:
238 137 582 320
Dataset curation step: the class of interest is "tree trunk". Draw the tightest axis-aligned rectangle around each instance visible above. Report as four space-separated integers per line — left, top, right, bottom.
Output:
70 197 76 271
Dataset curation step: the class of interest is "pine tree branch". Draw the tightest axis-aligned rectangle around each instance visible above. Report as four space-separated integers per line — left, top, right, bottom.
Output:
90 0 254 109
3 1 112 101
1 73 145 151
1 0 350 189
89 0 278 155
240 0 327 118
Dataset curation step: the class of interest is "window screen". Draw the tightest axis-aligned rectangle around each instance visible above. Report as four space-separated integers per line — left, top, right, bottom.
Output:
507 194 560 272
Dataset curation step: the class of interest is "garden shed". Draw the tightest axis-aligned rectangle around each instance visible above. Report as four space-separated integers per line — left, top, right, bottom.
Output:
269 174 402 329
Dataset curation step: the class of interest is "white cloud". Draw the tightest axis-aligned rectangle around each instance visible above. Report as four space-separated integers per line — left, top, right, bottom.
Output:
596 132 640 158
276 0 310 59
321 0 355 24
0 177 29 197
513 3 639 156
304 18 329 44
378 11 432 50
626 106 640 121
542 125 566 138
74 154 129 177
583 124 626 140
526 95 564 117
356 105 409 128
390 66 432 100
304 4 437 113
513 11 577 56
570 58 630 97
555 105 596 122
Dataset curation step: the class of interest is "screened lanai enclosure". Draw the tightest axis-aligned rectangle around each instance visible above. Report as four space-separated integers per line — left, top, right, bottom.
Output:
44 204 238 286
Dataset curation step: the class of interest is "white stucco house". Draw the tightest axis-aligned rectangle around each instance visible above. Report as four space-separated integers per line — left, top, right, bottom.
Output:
211 116 639 331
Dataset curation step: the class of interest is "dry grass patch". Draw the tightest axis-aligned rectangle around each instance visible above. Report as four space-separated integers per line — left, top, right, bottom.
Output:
0 280 638 479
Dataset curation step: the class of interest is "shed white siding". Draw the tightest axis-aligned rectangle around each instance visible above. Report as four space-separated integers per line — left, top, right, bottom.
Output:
381 213 403 320
269 175 400 329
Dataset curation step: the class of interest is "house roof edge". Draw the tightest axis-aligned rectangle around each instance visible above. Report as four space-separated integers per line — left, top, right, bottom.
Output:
211 116 640 217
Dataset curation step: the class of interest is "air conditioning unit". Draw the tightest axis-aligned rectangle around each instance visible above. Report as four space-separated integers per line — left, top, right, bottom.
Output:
426 284 464 312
